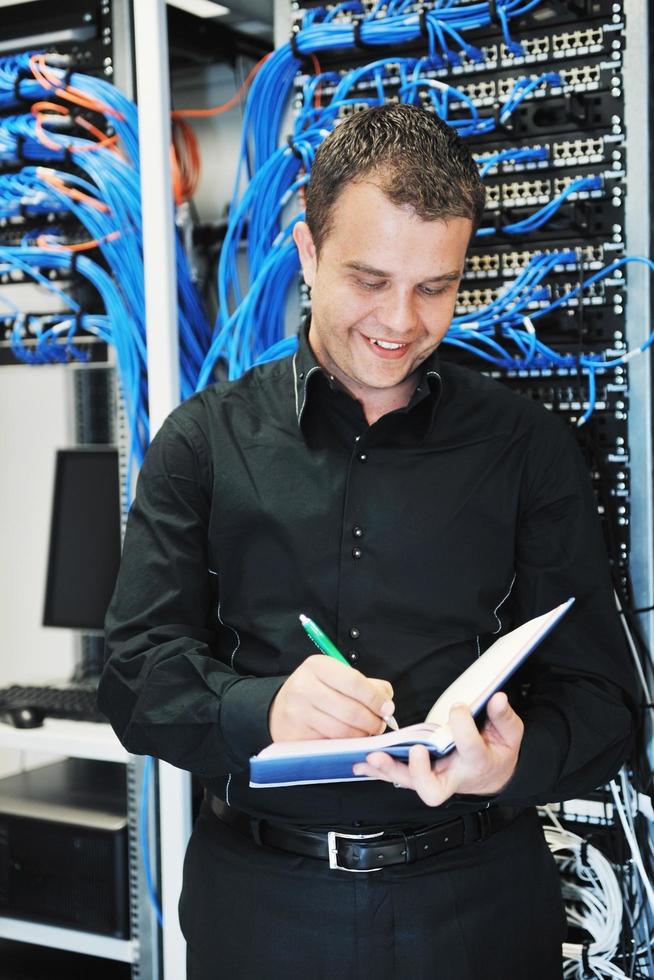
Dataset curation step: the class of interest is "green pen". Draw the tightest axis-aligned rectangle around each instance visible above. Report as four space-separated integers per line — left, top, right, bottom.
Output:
299 614 399 730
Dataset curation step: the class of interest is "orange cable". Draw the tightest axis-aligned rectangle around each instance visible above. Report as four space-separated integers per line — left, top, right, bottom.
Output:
171 51 271 118
29 55 124 120
37 169 111 213
308 52 323 108
171 117 201 204
36 231 121 252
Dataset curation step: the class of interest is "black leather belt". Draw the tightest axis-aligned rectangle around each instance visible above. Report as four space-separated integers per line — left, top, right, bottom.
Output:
210 796 522 873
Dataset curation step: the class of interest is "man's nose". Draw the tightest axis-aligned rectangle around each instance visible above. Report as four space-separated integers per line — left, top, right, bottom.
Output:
376 289 419 335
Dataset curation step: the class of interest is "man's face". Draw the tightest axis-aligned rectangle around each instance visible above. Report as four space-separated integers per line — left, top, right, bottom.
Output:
293 179 472 411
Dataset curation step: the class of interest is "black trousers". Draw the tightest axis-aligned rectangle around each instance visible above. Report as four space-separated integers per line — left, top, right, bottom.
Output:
179 799 566 980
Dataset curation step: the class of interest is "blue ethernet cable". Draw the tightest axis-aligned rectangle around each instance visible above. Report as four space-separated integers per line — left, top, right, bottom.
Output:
476 176 603 237
0 246 148 500
248 250 654 426
140 757 164 928
0 75 211 397
498 72 562 124
242 1 546 175
475 146 549 177
0 52 51 111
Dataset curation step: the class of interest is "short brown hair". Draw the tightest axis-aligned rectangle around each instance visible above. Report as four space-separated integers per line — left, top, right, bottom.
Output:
305 103 486 254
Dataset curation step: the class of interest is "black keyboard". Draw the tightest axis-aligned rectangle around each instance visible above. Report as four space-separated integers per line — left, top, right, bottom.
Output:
0 684 106 725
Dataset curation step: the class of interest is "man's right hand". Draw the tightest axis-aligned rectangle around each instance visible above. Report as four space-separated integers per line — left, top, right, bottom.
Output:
268 655 395 742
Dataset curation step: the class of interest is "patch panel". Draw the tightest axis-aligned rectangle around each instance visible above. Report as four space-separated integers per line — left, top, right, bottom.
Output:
501 177 549 201
0 312 107 367
478 198 622 245
527 304 625 344
558 63 602 89
473 136 622 178
299 60 621 147
298 0 622 31
455 286 502 311
482 173 613 212
336 101 372 119
500 34 551 60
477 90 622 142
551 136 611 165
496 26 608 66
455 278 614 317
451 61 606 111
465 244 609 280
465 252 502 276
551 26 604 54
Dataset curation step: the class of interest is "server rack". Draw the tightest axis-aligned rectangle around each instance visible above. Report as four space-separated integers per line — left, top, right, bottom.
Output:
0 2 161 976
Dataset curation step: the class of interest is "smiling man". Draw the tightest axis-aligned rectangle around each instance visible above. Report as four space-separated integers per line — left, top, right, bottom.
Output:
99 105 636 980
294 179 472 424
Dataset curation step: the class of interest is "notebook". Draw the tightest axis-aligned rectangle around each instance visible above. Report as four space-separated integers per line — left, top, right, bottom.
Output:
249 598 575 787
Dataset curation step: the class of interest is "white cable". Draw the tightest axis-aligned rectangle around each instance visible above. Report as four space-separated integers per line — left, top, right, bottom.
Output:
542 817 628 978
609 777 654 916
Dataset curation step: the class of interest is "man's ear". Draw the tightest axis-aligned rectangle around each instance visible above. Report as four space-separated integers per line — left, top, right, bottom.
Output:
293 220 317 289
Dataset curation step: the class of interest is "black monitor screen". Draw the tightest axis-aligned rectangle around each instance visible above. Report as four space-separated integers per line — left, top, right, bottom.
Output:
43 449 122 631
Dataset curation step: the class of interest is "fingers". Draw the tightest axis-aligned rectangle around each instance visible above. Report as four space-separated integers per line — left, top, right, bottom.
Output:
484 692 524 747
312 658 395 732
447 703 486 764
316 658 394 713
308 695 386 739
353 747 455 807
269 656 395 741
407 745 457 806
353 751 413 786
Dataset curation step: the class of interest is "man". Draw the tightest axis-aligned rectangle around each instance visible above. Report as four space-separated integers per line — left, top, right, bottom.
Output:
99 104 637 979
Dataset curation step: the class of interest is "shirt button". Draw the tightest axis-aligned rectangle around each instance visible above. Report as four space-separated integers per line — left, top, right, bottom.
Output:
352 547 362 559
359 453 367 462
349 627 360 639
349 650 358 663
352 526 363 538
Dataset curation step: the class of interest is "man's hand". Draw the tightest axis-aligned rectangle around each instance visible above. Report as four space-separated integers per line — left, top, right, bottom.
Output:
269 655 395 742
352 692 523 806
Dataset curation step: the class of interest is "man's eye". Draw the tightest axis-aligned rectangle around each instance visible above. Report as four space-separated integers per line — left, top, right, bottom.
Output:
358 279 384 290
421 285 450 297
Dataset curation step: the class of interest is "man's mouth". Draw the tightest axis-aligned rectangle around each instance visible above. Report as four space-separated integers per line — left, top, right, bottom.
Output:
365 336 409 353
370 339 406 350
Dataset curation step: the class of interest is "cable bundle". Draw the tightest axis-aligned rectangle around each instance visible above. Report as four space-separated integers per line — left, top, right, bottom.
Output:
0 52 213 481
543 808 630 979
0 169 63 217
208 60 575 384
239 0 544 178
0 246 146 498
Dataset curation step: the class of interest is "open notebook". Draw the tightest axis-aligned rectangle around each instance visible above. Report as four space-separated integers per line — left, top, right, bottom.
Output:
250 598 575 788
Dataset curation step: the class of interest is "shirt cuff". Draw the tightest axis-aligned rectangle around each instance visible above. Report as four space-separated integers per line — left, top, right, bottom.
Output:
490 704 570 805
219 675 287 770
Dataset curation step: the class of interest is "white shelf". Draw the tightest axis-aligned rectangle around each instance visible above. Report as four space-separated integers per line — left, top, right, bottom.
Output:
0 718 129 763
0 916 135 962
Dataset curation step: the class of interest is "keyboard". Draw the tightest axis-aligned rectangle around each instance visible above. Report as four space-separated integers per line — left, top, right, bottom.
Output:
0 684 106 725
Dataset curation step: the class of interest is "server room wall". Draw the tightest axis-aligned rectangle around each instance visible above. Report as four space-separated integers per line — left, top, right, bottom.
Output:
0 366 76 779
171 59 258 221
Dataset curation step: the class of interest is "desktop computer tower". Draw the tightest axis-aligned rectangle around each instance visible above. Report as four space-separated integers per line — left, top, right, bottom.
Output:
0 758 130 937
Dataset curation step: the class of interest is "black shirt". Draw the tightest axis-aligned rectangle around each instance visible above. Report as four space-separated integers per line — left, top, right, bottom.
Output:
98 328 637 827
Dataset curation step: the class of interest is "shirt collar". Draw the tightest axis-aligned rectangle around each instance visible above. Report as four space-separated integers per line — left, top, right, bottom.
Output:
291 323 443 439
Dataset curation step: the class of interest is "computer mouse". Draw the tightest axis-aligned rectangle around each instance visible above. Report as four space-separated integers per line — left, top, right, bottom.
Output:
0 706 45 729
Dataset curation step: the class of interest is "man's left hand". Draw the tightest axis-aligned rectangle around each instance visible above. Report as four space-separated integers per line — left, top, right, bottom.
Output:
352 692 524 807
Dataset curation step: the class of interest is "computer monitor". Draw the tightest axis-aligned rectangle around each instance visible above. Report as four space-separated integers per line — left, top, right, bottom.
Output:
43 448 122 632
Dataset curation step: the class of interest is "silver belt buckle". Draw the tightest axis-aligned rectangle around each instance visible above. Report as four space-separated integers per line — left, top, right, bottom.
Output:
327 829 385 872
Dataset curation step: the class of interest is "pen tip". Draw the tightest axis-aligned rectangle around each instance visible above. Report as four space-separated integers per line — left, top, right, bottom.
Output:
299 614 308 624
